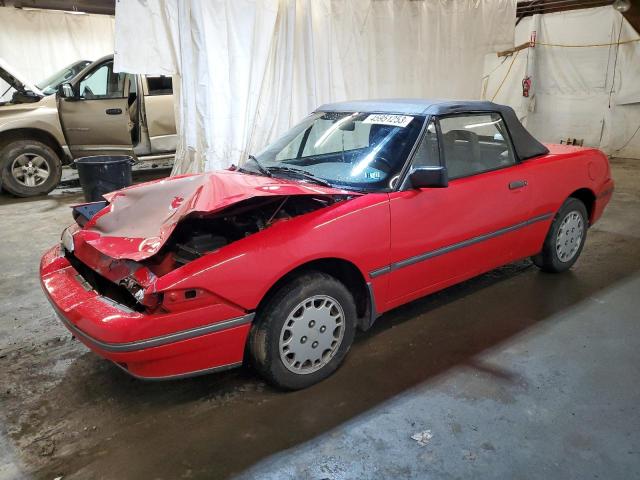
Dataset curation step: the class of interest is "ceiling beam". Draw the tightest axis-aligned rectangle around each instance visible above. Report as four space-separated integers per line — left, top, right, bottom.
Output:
622 0 640 35
517 0 614 18
0 0 115 15
517 0 640 35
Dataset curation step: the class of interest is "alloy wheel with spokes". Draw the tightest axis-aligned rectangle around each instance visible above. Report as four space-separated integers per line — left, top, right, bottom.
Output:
279 295 345 374
11 153 51 187
1 140 62 197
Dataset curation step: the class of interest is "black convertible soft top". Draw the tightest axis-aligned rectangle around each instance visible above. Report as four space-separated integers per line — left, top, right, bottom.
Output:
316 99 549 161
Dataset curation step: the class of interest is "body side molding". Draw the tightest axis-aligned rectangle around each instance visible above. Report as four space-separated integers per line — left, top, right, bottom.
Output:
55 311 255 352
370 212 553 279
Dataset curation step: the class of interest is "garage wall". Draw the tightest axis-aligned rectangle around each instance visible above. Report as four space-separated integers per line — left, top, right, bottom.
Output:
114 0 517 173
482 6 640 159
0 7 114 86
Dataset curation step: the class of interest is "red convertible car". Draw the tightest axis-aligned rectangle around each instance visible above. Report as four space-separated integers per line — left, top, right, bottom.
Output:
40 99 614 389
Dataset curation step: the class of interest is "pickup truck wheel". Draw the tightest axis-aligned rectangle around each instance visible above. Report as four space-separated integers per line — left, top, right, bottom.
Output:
0 140 62 197
533 197 588 273
248 272 356 390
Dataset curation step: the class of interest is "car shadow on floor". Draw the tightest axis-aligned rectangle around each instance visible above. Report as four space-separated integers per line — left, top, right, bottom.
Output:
10 228 640 480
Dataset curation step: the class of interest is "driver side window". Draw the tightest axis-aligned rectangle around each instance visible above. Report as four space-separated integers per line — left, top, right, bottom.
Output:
79 62 127 99
438 113 515 179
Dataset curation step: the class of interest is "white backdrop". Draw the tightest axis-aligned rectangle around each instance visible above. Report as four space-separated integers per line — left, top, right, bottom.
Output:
114 0 516 174
482 6 640 159
0 7 114 86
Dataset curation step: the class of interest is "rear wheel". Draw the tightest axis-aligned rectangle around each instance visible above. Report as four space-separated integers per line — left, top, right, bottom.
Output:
0 140 62 197
248 272 356 390
532 197 588 273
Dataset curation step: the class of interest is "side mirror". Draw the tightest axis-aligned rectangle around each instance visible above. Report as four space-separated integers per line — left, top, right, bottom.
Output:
409 166 448 188
59 82 76 99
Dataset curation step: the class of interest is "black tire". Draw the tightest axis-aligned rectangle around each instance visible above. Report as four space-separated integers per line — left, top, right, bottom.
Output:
248 272 357 390
0 140 62 197
532 197 588 273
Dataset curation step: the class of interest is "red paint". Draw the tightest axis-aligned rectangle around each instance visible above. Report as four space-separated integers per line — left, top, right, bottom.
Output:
40 145 613 380
82 170 355 261
170 195 183 209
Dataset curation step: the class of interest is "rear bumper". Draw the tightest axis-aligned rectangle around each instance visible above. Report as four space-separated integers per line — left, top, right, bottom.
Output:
40 245 253 380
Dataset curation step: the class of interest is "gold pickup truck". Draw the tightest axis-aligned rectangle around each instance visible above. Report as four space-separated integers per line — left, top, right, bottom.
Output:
0 55 176 197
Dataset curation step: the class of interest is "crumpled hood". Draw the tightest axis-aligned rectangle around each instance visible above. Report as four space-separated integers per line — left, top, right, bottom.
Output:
81 170 355 261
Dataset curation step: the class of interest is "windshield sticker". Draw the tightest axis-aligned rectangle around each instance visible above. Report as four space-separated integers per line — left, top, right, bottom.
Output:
363 114 414 128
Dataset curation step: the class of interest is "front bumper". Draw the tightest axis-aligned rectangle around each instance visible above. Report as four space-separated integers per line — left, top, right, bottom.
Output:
40 245 253 380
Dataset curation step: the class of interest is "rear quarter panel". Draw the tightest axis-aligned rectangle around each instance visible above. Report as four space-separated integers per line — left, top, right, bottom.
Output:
520 144 613 256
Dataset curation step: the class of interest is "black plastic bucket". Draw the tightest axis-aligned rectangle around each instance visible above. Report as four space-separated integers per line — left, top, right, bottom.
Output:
75 155 133 202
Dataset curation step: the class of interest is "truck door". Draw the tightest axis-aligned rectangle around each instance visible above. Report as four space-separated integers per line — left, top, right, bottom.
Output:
142 75 176 153
58 59 134 158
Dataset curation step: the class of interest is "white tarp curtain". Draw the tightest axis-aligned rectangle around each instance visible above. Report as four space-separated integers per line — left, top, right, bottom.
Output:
482 6 640 159
0 7 114 86
114 0 516 174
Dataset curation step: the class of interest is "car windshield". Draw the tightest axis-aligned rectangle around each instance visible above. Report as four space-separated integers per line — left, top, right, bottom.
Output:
251 111 425 191
36 60 91 95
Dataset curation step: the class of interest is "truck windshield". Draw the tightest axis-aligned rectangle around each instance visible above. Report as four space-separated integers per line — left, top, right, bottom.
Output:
36 60 91 95
252 111 425 191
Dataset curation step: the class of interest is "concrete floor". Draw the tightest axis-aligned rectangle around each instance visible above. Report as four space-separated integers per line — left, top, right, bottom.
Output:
0 159 639 480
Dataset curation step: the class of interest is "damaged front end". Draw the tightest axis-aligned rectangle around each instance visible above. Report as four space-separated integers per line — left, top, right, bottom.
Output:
63 248 155 312
147 194 337 273
63 171 355 313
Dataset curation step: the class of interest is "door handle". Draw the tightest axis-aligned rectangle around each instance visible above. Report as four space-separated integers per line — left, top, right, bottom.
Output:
509 180 528 190
105 108 122 115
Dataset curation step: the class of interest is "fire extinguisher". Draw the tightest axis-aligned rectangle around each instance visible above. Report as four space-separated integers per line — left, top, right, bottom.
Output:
522 76 532 98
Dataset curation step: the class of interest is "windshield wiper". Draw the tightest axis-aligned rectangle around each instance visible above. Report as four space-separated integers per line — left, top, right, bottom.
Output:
267 166 332 187
246 154 272 177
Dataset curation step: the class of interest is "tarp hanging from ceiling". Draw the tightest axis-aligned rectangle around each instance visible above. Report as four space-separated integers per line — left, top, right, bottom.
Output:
0 7 114 86
114 0 517 174
482 6 640 159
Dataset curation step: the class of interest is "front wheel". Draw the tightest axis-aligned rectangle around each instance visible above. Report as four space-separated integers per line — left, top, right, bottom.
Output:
532 197 588 273
248 272 356 390
0 140 62 197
